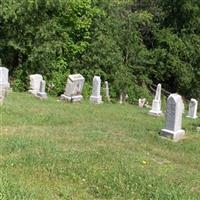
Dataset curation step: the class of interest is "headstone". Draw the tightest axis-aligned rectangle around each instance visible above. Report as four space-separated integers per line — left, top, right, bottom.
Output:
90 76 102 104
119 93 123 104
37 80 47 99
187 98 198 119
0 60 10 103
61 74 85 102
161 94 185 141
125 94 128 101
144 101 151 109
149 84 163 116
105 81 110 101
0 66 10 91
29 74 43 95
138 98 146 108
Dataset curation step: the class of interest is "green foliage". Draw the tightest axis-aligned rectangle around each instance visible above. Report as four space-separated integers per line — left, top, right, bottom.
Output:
45 57 69 95
159 0 200 33
82 81 92 99
0 0 98 92
0 0 200 100
11 66 28 92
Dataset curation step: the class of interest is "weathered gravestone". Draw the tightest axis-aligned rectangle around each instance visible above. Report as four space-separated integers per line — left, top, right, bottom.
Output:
105 81 110 101
28 74 43 95
61 74 85 102
161 94 185 141
138 98 146 108
187 98 198 119
0 59 10 104
37 80 47 99
90 76 102 104
149 83 163 116
119 93 123 104
0 59 10 91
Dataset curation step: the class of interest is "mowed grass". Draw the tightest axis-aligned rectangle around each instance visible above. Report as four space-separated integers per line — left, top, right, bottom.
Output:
0 92 200 200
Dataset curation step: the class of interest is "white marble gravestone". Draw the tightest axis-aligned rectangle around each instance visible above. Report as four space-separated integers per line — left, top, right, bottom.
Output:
29 74 43 95
90 76 102 104
119 93 123 104
161 94 185 141
61 74 85 102
149 84 162 116
0 59 10 101
138 98 146 107
37 80 47 99
105 81 110 101
0 67 10 91
187 98 198 119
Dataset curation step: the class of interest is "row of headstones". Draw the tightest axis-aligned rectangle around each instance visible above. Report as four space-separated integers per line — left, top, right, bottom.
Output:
146 84 199 141
1 67 199 142
29 73 110 103
30 75 199 142
148 83 198 119
0 69 109 103
0 63 10 105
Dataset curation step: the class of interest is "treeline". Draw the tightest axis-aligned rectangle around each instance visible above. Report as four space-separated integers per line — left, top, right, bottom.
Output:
0 0 200 102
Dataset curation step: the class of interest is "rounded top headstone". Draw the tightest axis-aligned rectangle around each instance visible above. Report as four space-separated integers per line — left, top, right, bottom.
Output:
168 93 182 103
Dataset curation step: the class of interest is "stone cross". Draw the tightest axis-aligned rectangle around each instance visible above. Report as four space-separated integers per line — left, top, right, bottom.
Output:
149 83 162 116
90 76 102 104
161 93 185 141
105 81 110 101
37 80 47 99
187 98 198 119
61 74 85 102
28 74 43 95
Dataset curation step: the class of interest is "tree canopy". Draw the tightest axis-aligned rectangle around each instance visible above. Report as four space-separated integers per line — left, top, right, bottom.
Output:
0 0 200 101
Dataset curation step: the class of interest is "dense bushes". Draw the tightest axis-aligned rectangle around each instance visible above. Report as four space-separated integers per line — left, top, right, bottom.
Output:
0 0 200 101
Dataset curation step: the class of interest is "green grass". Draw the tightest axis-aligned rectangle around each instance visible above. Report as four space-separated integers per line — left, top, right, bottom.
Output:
0 92 200 200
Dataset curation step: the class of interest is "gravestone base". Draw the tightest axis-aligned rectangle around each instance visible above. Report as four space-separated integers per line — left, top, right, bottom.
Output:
5 88 12 96
90 95 102 104
61 94 83 103
161 129 185 142
149 110 163 116
186 115 198 119
0 84 10 96
72 95 83 102
149 100 162 116
28 89 37 96
37 92 47 99
0 89 6 97
0 83 10 90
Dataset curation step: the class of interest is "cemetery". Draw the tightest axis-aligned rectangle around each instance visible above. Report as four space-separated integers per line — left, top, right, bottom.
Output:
1 69 200 199
0 0 200 199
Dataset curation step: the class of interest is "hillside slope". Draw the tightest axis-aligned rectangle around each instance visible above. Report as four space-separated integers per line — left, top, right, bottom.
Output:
0 93 200 200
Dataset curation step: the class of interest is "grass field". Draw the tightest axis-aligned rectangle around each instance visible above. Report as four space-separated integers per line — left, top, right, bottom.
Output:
0 92 200 200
